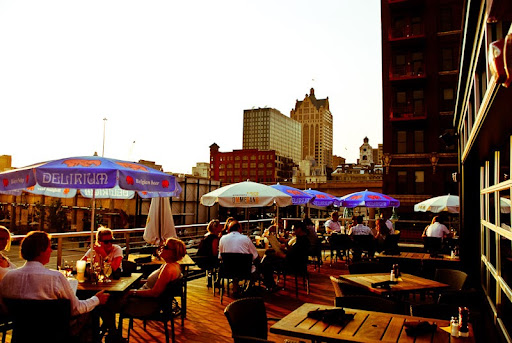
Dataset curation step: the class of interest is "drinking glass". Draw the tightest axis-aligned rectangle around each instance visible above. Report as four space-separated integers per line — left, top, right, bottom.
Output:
103 262 112 282
64 260 74 278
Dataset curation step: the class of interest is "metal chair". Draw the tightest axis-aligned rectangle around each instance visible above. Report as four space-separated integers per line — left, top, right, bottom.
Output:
118 277 184 343
224 297 276 343
3 298 72 343
329 234 352 264
382 232 400 255
218 253 254 304
351 235 376 261
423 237 442 257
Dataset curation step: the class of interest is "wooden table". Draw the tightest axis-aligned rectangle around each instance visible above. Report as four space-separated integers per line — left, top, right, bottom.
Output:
270 303 474 343
377 251 460 262
77 272 143 293
338 273 449 296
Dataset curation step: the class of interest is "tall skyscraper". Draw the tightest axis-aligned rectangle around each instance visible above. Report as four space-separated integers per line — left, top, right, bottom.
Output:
243 107 302 164
290 88 333 169
381 0 462 219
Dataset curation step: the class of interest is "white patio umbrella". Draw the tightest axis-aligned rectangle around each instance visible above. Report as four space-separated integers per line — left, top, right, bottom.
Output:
414 194 459 213
201 180 293 208
143 197 177 246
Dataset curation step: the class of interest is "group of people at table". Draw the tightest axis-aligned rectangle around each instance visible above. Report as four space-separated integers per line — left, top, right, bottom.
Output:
0 225 187 343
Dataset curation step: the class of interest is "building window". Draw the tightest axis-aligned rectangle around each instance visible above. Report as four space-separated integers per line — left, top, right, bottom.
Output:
267 163 273 168
397 131 407 154
397 171 407 193
234 170 240 176
441 48 454 71
242 163 248 168
235 156 240 161
250 163 256 168
414 130 424 153
415 171 425 194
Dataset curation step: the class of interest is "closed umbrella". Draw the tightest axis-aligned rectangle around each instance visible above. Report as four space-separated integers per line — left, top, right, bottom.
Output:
144 197 177 245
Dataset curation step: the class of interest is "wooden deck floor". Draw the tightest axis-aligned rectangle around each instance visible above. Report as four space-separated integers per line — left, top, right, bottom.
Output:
122 260 349 343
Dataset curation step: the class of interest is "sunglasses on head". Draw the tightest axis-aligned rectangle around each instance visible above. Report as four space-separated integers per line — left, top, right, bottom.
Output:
101 239 114 244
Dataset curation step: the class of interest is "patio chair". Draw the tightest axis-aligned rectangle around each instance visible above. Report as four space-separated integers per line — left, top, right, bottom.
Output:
0 313 12 343
218 253 254 304
279 251 310 298
192 255 220 293
334 295 407 315
351 235 376 261
224 297 277 343
434 268 467 291
3 298 72 343
329 234 352 264
382 232 400 255
118 276 184 343
423 237 442 257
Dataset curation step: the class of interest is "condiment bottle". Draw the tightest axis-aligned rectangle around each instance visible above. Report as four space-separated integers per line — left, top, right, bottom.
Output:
450 316 459 337
458 307 470 337
390 268 396 282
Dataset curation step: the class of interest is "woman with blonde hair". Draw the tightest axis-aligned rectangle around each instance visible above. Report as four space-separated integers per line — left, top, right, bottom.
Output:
81 226 123 273
0 226 16 281
121 238 186 318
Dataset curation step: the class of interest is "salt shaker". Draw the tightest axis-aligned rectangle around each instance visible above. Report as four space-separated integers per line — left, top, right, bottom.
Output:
390 269 396 282
450 316 459 337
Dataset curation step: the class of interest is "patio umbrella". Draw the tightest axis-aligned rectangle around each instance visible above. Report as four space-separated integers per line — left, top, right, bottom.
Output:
143 197 177 245
269 184 314 205
414 194 511 214
414 194 459 213
304 189 341 207
200 180 292 208
0 156 181 256
340 189 400 208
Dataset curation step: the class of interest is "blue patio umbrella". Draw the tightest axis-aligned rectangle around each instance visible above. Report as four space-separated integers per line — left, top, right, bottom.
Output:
0 156 181 253
340 189 400 208
269 183 314 205
304 189 341 207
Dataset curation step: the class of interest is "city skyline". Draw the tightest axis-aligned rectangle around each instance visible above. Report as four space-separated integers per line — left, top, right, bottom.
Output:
0 0 383 174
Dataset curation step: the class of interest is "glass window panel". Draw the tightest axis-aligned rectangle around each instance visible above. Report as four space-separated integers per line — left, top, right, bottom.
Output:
490 229 497 269
500 143 510 184
443 88 454 100
489 273 497 307
490 193 496 226
415 171 425 194
501 188 511 230
500 236 512 287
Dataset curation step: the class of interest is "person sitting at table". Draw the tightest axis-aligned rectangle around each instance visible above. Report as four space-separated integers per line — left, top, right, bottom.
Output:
218 220 259 295
0 226 16 281
324 211 343 234
122 238 186 315
348 215 373 236
374 218 390 252
81 226 123 276
380 212 395 234
260 222 310 292
422 216 452 239
195 219 222 284
220 217 235 237
0 231 109 338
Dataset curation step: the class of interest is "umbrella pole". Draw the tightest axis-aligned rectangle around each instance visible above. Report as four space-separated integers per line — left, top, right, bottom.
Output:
90 189 96 266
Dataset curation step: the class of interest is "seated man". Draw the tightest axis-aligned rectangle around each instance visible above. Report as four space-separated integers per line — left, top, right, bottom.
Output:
348 216 375 261
0 231 109 339
324 211 343 234
422 216 452 239
260 222 310 292
218 220 259 294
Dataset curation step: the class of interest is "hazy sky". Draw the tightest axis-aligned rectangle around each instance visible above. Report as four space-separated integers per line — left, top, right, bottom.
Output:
0 0 382 174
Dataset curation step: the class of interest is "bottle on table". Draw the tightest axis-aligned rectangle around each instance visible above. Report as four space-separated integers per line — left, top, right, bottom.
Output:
458 307 470 337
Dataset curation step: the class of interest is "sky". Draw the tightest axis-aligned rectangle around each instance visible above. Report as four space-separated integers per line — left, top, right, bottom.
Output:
0 0 383 175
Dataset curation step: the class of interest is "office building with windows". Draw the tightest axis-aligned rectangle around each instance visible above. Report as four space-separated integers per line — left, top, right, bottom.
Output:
290 88 333 170
243 107 302 164
381 0 462 222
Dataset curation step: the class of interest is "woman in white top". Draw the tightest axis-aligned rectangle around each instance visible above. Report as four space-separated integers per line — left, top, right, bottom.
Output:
0 225 16 281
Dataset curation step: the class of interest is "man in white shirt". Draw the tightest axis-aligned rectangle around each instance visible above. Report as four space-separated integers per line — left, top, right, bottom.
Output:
423 216 451 239
0 231 109 337
380 213 395 234
348 216 373 236
324 212 343 234
218 220 259 294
